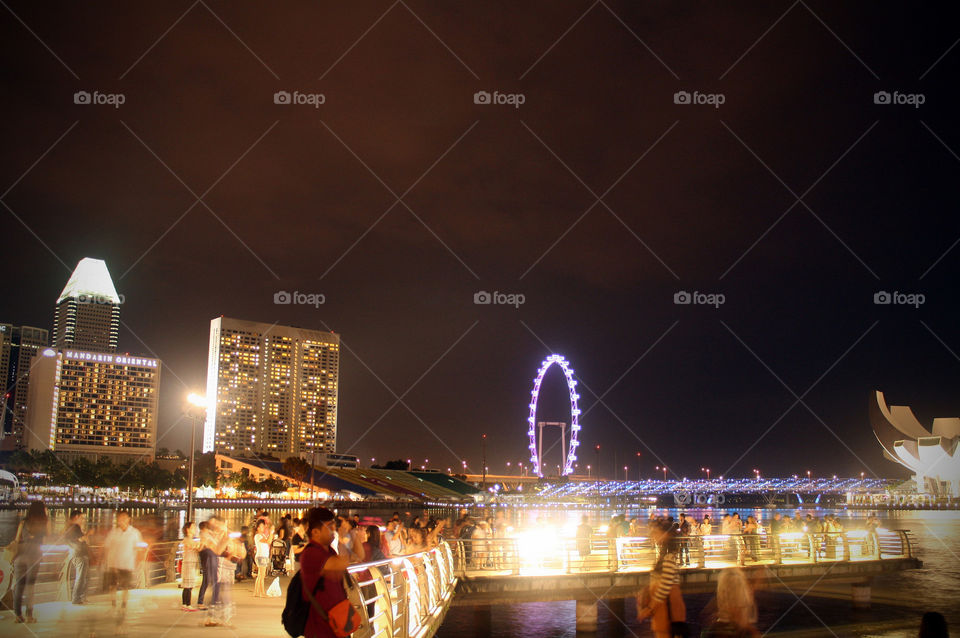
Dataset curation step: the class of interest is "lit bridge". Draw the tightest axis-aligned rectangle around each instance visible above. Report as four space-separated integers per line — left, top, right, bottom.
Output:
447 530 920 631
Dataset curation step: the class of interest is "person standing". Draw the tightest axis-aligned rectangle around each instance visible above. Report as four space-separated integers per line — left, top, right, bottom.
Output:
64 509 90 605
290 519 307 571
197 520 217 610
299 508 351 638
637 523 685 638
103 510 145 623
181 522 200 611
701 567 761 637
207 520 242 627
12 501 48 623
678 514 691 566
576 515 593 570
253 520 271 597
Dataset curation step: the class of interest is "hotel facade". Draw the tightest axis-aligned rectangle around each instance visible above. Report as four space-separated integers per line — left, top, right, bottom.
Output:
204 317 340 459
25 348 161 461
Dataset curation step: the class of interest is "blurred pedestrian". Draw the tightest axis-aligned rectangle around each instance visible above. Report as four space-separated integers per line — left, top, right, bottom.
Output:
11 501 48 623
64 509 90 605
636 522 685 638
103 510 145 625
702 567 760 637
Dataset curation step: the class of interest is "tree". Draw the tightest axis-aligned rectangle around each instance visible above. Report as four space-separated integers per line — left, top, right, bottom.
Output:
377 459 410 471
259 476 288 493
193 452 219 487
282 457 312 492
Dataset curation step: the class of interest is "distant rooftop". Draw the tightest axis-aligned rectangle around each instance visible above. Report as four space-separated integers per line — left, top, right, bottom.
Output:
57 257 121 304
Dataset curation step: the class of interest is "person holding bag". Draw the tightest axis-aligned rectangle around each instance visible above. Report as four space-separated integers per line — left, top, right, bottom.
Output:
298 507 362 638
637 522 689 638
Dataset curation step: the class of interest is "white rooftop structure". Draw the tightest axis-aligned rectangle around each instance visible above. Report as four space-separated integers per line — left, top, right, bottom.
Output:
57 257 121 304
871 390 960 497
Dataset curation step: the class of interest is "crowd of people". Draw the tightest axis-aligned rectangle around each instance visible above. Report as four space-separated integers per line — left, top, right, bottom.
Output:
5 503 148 629
2 504 949 637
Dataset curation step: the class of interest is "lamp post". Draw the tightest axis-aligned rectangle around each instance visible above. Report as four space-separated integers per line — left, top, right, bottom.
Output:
623 465 628 481
481 434 487 489
185 393 207 522
655 465 667 481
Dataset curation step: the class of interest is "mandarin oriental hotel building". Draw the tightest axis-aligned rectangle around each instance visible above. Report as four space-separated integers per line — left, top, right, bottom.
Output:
25 348 161 461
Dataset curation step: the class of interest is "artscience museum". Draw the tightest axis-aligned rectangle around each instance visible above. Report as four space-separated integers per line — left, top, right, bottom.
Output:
871 390 960 497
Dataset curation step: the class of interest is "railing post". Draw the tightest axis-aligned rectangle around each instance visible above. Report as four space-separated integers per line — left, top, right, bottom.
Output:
398 561 409 638
512 538 520 576
900 530 912 558
840 533 850 562
807 534 817 563
697 536 706 569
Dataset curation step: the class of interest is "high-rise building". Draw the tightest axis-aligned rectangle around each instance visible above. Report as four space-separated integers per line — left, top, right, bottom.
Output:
204 317 340 458
53 257 121 353
0 324 50 449
25 348 160 461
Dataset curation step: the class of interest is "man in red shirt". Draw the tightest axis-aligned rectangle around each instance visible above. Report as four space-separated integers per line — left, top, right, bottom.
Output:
299 508 351 638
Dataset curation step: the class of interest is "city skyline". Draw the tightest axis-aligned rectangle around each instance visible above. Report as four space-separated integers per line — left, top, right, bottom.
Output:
3 4 959 480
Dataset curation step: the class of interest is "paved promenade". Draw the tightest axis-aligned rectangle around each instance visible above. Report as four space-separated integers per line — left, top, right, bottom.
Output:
1 577 292 638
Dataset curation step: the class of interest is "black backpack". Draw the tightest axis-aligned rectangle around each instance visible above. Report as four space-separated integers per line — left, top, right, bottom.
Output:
282 571 321 637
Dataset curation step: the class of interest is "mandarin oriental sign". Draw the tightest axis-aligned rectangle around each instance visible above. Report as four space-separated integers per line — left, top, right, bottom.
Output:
63 350 158 368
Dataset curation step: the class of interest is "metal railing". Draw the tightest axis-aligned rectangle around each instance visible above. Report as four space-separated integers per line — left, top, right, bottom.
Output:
8 540 181 605
449 529 915 575
346 542 457 638
16 539 458 638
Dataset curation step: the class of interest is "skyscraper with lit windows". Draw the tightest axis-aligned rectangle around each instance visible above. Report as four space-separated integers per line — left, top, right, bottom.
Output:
0 324 49 449
53 257 122 352
203 317 340 458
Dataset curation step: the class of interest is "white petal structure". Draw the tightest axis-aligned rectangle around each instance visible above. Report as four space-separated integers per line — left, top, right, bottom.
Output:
871 390 960 496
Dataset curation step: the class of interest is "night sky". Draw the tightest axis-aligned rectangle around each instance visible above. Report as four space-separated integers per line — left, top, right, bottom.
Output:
3 2 959 481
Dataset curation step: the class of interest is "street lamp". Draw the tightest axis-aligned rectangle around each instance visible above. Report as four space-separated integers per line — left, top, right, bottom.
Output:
701 467 711 481
655 465 667 481
185 393 207 522
636 452 642 481
482 434 487 488
623 465 628 481
587 464 591 477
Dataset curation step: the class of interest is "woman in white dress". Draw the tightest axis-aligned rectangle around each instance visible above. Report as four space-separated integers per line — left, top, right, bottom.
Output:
180 522 200 611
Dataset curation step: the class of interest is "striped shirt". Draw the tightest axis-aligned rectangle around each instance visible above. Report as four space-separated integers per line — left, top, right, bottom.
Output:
651 552 680 604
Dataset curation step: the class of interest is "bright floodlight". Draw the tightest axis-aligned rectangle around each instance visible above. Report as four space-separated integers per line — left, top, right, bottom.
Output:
187 393 207 408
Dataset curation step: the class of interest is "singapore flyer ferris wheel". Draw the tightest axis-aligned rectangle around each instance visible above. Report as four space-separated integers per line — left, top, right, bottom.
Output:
527 354 582 477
